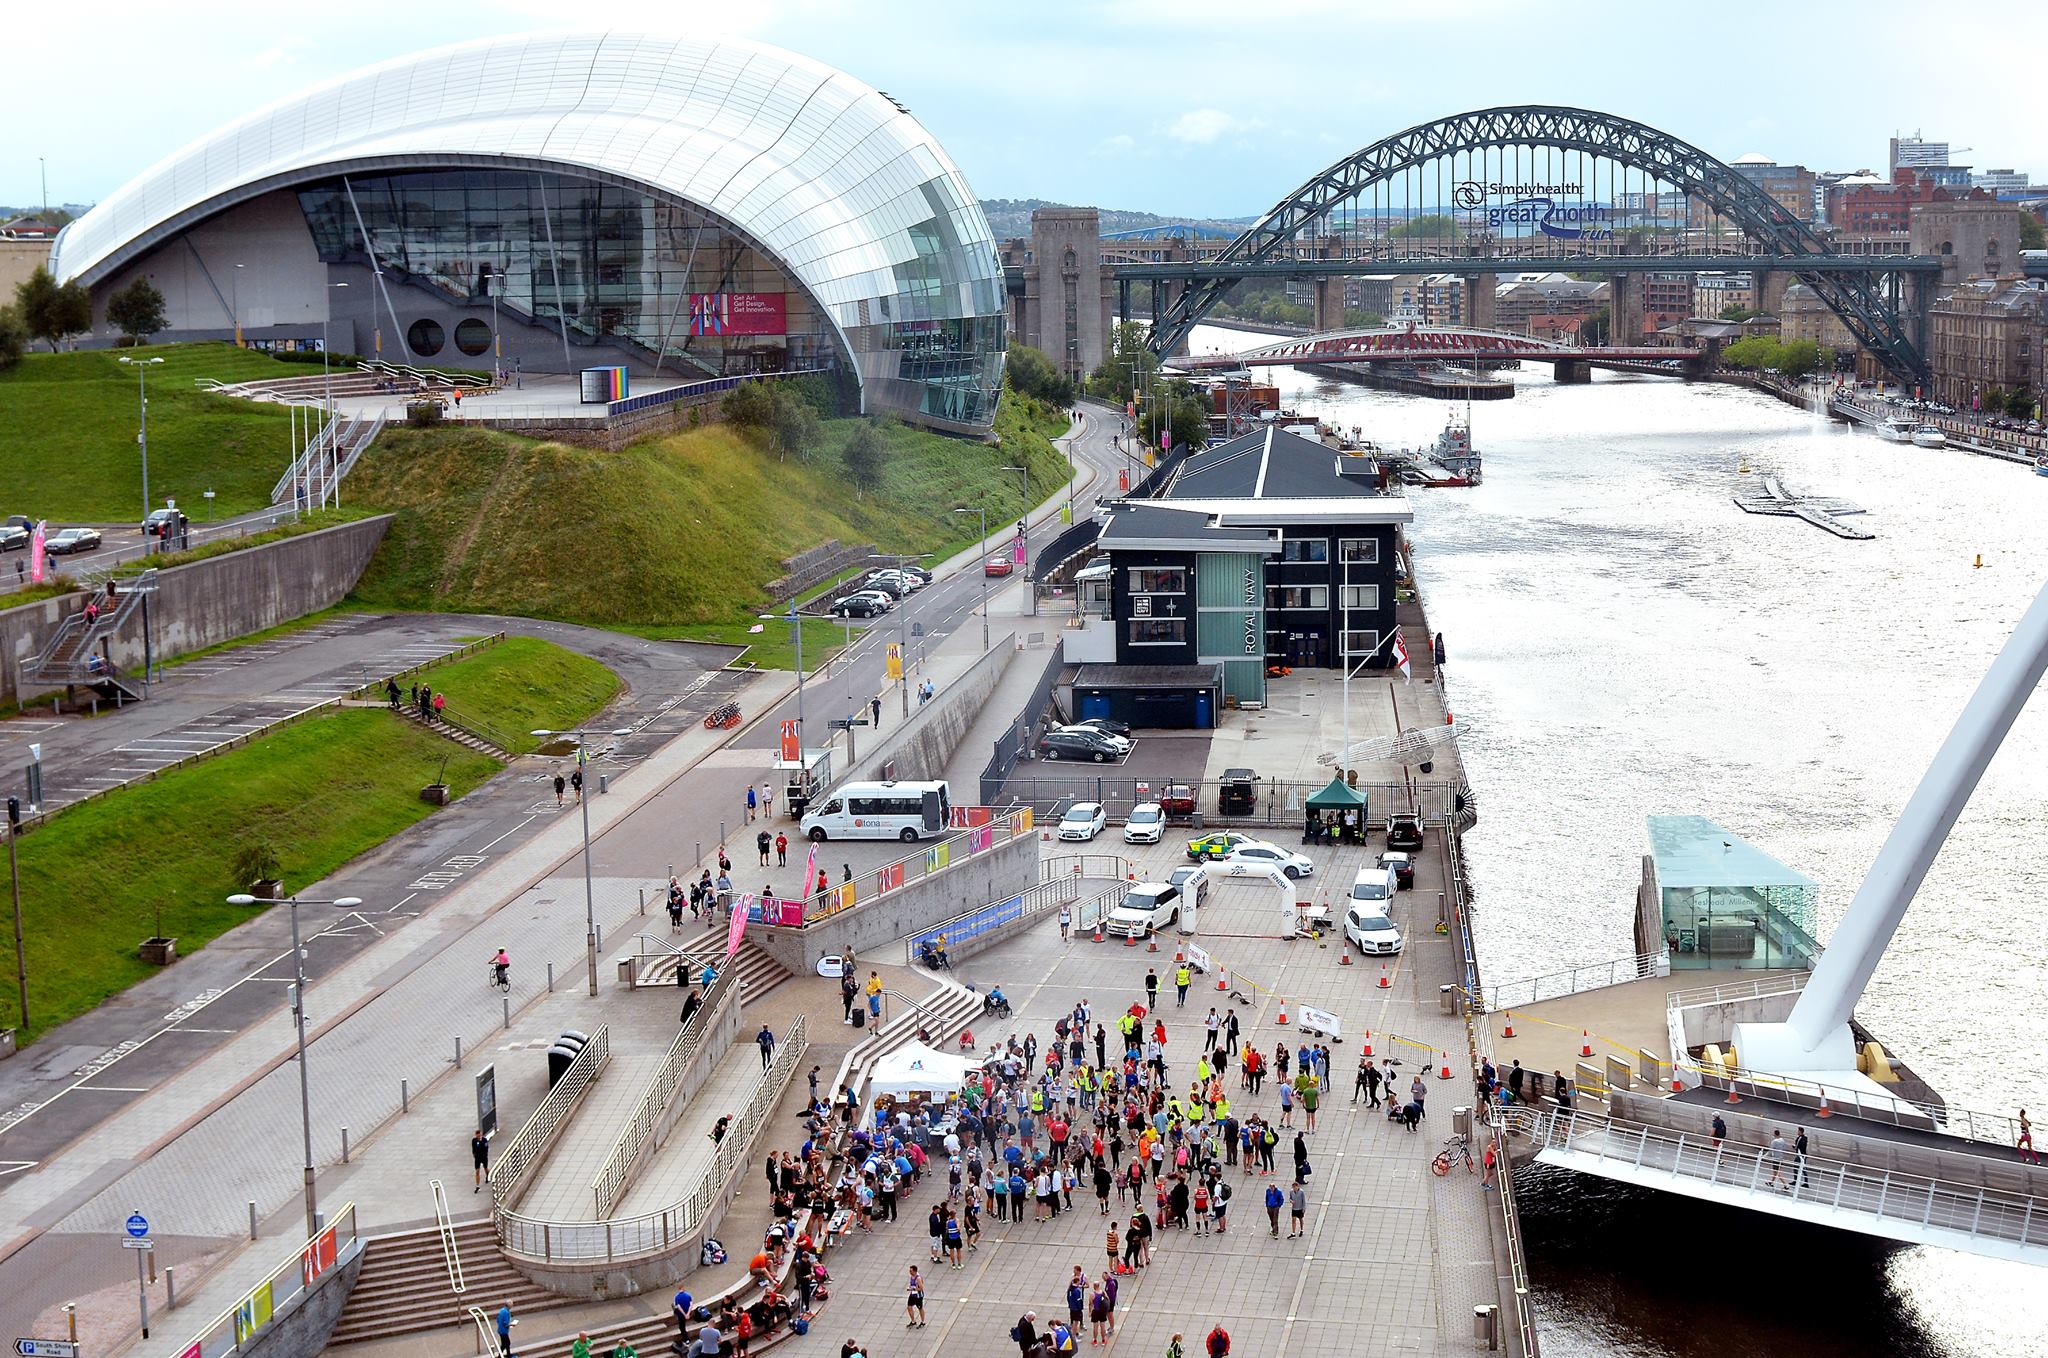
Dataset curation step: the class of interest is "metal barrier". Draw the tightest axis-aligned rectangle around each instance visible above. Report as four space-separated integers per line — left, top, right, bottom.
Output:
903 875 1123 962
0 504 315 600
979 648 1067 804
1039 852 1138 882
430 1179 466 1294
1479 949 1670 1012
994 776 1453 829
589 969 741 1217
489 1025 611 1211
167 1202 361 1358
1683 1061 2028 1149
795 809 1033 925
499 1017 809 1264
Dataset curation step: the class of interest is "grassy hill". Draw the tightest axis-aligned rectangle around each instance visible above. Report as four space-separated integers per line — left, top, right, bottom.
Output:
0 343 306 522
345 392 1074 634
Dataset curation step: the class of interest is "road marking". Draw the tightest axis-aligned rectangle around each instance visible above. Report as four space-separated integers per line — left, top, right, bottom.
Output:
0 1161 38 1177
73 1086 150 1094
478 816 537 853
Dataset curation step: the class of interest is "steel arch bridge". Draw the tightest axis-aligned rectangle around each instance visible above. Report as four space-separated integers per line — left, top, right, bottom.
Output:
1146 105 1930 383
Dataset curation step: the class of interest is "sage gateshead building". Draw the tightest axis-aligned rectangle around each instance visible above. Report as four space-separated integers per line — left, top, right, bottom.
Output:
49 33 1008 431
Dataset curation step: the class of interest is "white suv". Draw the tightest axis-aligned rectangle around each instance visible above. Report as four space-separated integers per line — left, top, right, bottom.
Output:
1122 802 1165 844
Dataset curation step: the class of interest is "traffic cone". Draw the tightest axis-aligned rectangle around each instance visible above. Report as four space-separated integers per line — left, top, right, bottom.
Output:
1362 1031 1373 1056
1724 1084 1743 1105
1815 1094 1833 1119
1338 948 1351 966
1093 923 1103 944
1276 1001 1289 1025
1123 929 1137 948
1175 946 1186 964
1579 1030 1593 1059
1376 964 1391 990
1501 1016 1516 1039
1216 969 1229 991
1438 1052 1453 1080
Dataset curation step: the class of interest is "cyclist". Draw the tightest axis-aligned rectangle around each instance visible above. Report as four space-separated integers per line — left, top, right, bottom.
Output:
491 949 510 989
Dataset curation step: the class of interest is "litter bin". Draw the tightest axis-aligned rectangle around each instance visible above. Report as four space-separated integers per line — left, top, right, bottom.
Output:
1452 1106 1473 1139
1473 1304 1499 1350
1440 983 1457 1015
547 1030 590 1086
618 957 635 986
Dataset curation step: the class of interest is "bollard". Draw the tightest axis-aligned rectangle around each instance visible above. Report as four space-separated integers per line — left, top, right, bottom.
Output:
600 773 609 795
548 961 555 993
455 1036 464 1069
639 887 646 916
65 1304 76 1342
502 996 511 1030
597 924 603 951
402 1079 410 1113
249 1201 259 1240
342 1126 350 1163
166 1266 177 1311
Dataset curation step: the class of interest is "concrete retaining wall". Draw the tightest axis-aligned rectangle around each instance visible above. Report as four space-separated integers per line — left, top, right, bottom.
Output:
238 1248 363 1358
846 641 1014 787
752 832 1040 975
0 516 392 707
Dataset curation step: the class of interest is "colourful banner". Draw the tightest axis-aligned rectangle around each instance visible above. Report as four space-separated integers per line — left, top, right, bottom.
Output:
726 892 750 959
804 842 818 900
689 292 788 336
1012 534 1026 564
925 842 951 873
302 1225 337 1284
1017 808 1034 831
886 642 903 680
876 861 905 894
779 719 801 763
29 520 45 583
948 806 994 829
970 826 994 853
835 882 856 912
234 1282 274 1344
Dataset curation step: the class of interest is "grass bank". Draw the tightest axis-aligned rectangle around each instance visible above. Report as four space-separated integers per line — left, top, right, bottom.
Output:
345 390 1073 652
0 343 309 522
405 636 621 753
1 709 498 1042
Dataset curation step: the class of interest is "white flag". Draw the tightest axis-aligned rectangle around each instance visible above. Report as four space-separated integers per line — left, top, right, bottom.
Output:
1392 631 1412 681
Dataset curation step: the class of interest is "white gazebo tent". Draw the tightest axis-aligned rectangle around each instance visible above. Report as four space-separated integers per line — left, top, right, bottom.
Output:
867 1041 977 1097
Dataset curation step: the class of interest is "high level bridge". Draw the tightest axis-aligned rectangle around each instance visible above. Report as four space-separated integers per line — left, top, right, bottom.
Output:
1168 323 1699 382
1117 105 2048 385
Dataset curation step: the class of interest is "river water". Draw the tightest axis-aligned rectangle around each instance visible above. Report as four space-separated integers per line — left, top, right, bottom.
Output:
1191 325 2048 1358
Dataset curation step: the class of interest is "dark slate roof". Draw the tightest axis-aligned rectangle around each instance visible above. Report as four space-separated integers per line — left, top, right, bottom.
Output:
1097 501 1277 551
1074 664 1224 690
1166 425 1378 501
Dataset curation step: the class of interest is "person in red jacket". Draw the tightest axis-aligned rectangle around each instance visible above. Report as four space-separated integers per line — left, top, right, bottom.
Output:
1206 1324 1231 1356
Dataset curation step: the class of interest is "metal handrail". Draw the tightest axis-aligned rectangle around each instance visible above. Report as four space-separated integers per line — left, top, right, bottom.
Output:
1038 852 1138 882
1681 1060 2027 1149
1479 949 1670 1012
903 875 1112 962
589 968 741 1216
166 1202 360 1358
798 809 1032 924
500 1017 810 1264
430 1179 465 1294
1514 1106 2048 1252
489 1025 610 1211
465 1304 498 1356
1663 970 1811 1009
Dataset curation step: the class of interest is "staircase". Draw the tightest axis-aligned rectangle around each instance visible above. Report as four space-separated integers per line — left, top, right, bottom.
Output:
327 1218 574 1347
20 571 157 702
393 705 515 761
634 925 793 1001
272 410 386 507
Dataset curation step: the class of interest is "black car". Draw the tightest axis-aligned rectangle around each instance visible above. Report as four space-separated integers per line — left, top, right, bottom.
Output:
1069 716 1133 738
830 594 887 619
902 565 935 584
859 574 906 599
1039 728 1120 763
1219 767 1259 815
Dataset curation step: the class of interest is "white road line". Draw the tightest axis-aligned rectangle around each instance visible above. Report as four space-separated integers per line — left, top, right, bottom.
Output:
73 1086 151 1094
478 815 537 852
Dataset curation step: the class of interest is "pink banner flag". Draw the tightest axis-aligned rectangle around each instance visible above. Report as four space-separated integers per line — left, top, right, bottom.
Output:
803 841 819 907
29 520 46 584
725 891 751 961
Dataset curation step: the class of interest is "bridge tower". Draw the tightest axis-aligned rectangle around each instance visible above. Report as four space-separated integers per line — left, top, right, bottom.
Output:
1310 234 1346 332
1464 273 1498 331
1606 272 1644 345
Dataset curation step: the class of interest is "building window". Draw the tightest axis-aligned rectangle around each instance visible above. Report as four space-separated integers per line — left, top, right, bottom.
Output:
1338 538 1379 564
1129 618 1186 646
1341 629 1381 657
1340 584 1381 610
1281 539 1328 564
1267 586 1328 610
1127 567 1186 594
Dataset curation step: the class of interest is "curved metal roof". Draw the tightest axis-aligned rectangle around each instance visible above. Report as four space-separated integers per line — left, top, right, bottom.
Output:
51 30 997 321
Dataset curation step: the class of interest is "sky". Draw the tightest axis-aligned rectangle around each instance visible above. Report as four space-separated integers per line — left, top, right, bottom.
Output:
6 0 2042 219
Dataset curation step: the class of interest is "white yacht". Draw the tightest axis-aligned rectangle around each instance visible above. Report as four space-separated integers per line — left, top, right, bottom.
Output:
1878 415 1918 443
1910 425 1947 449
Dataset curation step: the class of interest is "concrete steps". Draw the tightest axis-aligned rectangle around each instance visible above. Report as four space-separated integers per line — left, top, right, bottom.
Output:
393 706 514 761
637 928 792 1002
327 1218 574 1347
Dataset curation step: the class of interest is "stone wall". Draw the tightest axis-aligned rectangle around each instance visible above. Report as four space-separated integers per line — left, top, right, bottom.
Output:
845 641 1014 785
238 1249 363 1358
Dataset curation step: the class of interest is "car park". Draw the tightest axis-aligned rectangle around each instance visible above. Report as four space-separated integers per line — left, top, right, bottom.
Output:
1221 840 1315 879
1345 903 1404 956
984 555 1014 577
1056 723 1131 754
1185 831 1255 861
1122 801 1165 843
1379 850 1415 890
830 593 888 618
1218 767 1260 815
1038 728 1120 762
858 574 906 599
1104 882 1182 938
1069 716 1132 738
1057 802 1107 841
46 527 102 555
867 569 922 594
1386 811 1424 850
1165 863 1212 907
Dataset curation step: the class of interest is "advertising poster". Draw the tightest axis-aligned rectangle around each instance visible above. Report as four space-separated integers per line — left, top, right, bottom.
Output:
689 292 788 336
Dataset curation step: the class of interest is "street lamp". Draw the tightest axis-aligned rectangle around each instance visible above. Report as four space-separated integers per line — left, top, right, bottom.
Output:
953 504 990 650
117 356 164 526
1000 464 1029 617
231 263 245 347
532 728 634 995
224 891 363 1239
318 282 351 511
758 607 807 749
868 552 933 718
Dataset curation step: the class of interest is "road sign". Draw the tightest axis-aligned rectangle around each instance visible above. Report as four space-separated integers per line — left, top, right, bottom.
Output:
125 1212 149 1238
17 1340 80 1358
122 1239 154 1250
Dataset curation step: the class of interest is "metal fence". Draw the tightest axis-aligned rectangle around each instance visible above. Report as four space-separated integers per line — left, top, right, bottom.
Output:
793 809 1034 925
992 776 1456 829
903 875 1124 962
589 969 742 1217
0 504 313 600
489 1025 610 1211
1479 949 1670 1013
979 648 1069 804
169 1202 361 1358
499 1017 809 1264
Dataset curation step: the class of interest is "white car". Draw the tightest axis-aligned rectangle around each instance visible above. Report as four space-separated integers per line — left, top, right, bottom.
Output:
1220 840 1315 879
1345 903 1404 956
1122 802 1165 844
848 589 894 612
1057 803 1108 841
1057 724 1131 754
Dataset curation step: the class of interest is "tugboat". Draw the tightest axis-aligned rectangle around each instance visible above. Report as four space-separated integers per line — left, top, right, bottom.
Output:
1426 409 1482 485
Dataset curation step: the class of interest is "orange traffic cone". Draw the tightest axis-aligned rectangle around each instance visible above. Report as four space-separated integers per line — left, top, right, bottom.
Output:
1216 969 1230 991
1501 1017 1515 1038
1338 948 1351 966
1276 1001 1290 1025
1093 923 1103 944
1175 946 1186 964
1123 929 1137 948
1724 1085 1743 1105
1376 965 1390 990
1815 1094 1833 1119
1671 1079 1684 1093
1438 1052 1453 1080
1362 1031 1374 1056
1579 1030 1593 1059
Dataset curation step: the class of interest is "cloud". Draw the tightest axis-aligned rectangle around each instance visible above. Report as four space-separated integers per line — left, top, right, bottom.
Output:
1165 108 1261 145
1095 133 1136 157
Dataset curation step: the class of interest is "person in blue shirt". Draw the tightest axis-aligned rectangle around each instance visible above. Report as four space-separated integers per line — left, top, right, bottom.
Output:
1004 1140 1024 1169
1264 1183 1286 1237
670 1291 692 1338
496 1304 514 1355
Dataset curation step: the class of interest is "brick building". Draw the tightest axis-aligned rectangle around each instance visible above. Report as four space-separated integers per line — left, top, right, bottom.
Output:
1927 277 2047 410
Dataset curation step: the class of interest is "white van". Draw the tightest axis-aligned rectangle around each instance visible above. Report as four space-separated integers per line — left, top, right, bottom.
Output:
1104 883 1181 938
1349 864 1397 906
799 779 951 842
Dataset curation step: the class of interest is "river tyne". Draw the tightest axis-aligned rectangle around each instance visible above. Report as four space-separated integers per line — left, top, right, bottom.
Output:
1191 324 2048 1358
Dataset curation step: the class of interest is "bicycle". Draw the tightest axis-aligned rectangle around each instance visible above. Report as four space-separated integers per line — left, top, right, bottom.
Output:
488 962 511 994
1430 1136 1476 1177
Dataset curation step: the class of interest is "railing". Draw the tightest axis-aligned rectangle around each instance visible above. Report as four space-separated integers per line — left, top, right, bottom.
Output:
430 1179 465 1294
1039 852 1138 882
993 775 1457 828
589 968 741 1217
465 1305 498 1356
1663 970 1810 1009
500 1017 809 1264
1478 949 1670 1012
786 809 1034 926
489 1025 610 1212
0 506 316 601
903 875 1123 962
167 1202 361 1358
1682 1061 2030 1150
1513 1106 2048 1254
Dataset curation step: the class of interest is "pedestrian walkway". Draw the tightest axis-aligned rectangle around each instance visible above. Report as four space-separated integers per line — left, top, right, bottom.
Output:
611 1044 769 1219
512 1019 681 1222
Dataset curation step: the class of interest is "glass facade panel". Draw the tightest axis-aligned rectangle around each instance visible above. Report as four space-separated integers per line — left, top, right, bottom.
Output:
1648 817 1819 972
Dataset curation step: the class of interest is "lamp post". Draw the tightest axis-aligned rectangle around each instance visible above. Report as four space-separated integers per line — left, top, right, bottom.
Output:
868 552 933 718
532 728 633 995
231 263 245 347
117 356 164 526
224 891 363 1239
953 504 990 651
318 282 351 511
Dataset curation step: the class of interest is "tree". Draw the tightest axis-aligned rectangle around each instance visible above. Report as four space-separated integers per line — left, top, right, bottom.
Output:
767 386 821 460
720 380 775 430
1720 335 1778 371
1087 321 1159 402
1777 337 1823 378
841 418 887 493
0 306 24 373
14 266 92 351
1580 305 1611 347
1005 344 1074 406
106 277 167 343
1719 305 1763 322
1389 214 1457 239
2021 213 2045 252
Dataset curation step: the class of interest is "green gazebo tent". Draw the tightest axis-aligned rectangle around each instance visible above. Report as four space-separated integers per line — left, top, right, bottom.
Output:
1304 775 1368 844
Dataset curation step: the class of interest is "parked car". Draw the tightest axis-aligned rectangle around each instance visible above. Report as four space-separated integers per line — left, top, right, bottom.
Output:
0 523 27 551
140 508 181 536
984 555 1014 578
830 593 888 619
1104 882 1182 938
1165 863 1212 907
1185 831 1255 861
1056 723 1131 754
1069 716 1132 738
45 527 102 555
858 574 905 599
1039 728 1120 762
1218 767 1260 815
867 569 922 594
1057 802 1108 841
901 565 935 584
1159 784 1197 816
1122 801 1165 844
1345 903 1404 956
1220 840 1315 879
1385 812 1424 851
1378 850 1415 890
